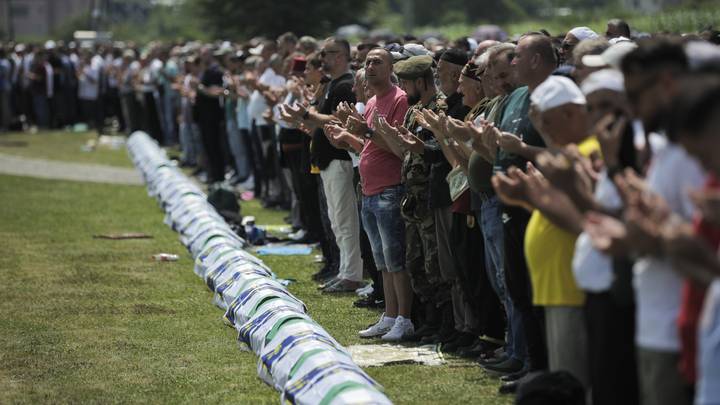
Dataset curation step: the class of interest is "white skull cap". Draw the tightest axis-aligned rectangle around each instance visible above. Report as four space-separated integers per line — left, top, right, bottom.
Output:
569 26 599 41
580 69 625 96
531 75 587 113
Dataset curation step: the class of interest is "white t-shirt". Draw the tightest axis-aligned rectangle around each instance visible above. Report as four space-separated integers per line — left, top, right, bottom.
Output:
248 67 286 126
78 63 99 100
572 169 622 292
634 138 706 351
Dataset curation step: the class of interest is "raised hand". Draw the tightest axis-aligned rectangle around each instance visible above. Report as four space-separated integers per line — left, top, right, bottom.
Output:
594 113 627 167
584 211 630 256
279 104 300 125
496 131 526 155
614 169 670 223
396 126 425 153
374 115 400 139
445 115 471 141
281 101 307 122
346 112 368 135
536 150 596 202
690 188 720 226
491 166 533 211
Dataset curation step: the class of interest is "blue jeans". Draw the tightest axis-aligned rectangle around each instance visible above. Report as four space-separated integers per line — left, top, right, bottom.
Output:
226 118 250 180
480 195 526 362
361 185 406 273
162 87 179 145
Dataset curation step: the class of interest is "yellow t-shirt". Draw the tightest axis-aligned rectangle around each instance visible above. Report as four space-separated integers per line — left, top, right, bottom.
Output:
525 137 600 307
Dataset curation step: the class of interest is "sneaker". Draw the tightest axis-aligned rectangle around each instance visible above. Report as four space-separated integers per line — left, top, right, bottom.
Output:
317 276 340 290
322 279 365 293
355 284 373 296
359 313 395 338
381 316 415 342
288 229 307 241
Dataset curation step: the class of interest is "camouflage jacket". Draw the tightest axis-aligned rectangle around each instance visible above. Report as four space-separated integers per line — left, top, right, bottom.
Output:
400 92 447 223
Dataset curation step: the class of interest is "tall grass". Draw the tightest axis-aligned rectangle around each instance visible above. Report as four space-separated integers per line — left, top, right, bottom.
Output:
408 5 719 39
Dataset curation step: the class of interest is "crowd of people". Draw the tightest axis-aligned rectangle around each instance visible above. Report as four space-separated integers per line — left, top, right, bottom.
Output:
3 20 720 405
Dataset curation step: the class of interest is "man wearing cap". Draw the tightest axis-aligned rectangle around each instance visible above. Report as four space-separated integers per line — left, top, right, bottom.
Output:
574 68 640 405
515 75 596 388
375 54 451 342
582 41 638 71
391 48 471 345
423 48 474 345
560 26 600 65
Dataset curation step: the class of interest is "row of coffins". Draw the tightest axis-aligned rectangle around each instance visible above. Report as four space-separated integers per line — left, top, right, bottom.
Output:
127 131 391 405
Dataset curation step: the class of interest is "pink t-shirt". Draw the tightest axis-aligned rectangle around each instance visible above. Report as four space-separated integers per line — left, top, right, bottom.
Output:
359 85 409 196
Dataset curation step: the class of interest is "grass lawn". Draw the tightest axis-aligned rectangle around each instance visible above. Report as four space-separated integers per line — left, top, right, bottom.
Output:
0 130 135 168
0 132 511 404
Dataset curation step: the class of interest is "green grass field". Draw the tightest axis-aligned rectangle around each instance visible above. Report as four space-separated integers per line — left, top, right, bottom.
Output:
0 131 135 168
0 131 511 404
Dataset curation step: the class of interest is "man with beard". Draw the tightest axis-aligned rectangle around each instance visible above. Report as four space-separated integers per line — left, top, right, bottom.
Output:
416 48 472 346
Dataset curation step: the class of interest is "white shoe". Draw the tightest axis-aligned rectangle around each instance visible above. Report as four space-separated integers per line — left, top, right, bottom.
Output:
288 229 307 241
358 313 395 338
355 284 373 296
381 316 414 342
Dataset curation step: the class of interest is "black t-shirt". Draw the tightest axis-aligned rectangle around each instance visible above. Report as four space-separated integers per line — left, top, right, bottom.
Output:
424 92 469 209
310 72 355 170
196 63 224 119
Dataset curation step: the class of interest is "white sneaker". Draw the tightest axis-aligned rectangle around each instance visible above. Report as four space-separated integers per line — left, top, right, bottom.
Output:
288 229 307 241
358 313 395 338
381 316 414 342
355 284 373 296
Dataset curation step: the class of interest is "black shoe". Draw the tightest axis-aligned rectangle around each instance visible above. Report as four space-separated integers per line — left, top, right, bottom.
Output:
442 332 476 353
500 367 528 382
457 340 495 358
406 323 439 342
420 329 455 345
312 266 337 282
478 354 509 367
482 357 524 376
498 380 519 395
353 295 384 309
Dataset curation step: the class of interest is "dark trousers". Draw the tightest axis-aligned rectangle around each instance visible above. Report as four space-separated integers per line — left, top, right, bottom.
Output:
502 205 548 371
354 167 381 296
80 99 101 132
142 91 163 142
198 113 225 183
317 175 340 272
249 122 267 197
585 291 639 405
451 212 505 339
284 142 323 240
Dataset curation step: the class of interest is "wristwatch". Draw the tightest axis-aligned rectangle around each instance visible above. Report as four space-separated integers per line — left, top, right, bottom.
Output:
363 128 375 139
302 110 310 120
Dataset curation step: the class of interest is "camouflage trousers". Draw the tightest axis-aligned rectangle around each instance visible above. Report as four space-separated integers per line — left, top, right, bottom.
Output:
405 214 452 307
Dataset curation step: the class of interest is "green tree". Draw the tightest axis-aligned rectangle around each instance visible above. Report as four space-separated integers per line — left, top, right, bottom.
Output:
188 0 372 39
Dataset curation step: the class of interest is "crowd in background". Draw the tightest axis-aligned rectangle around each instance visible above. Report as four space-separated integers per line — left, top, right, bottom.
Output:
2 21 720 405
